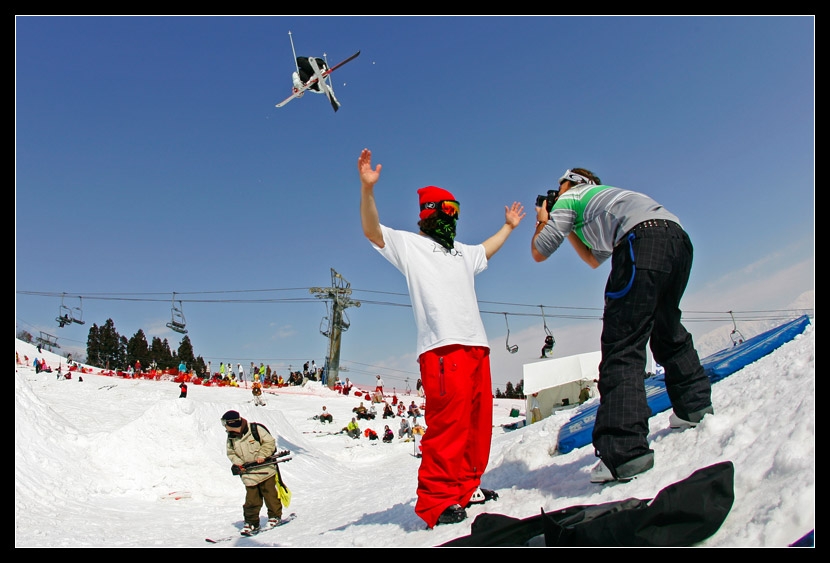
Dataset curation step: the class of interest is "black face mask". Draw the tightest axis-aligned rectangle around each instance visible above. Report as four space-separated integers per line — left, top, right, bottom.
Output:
226 429 243 438
419 211 458 250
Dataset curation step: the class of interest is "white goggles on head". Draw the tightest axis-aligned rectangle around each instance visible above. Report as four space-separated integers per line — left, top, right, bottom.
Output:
558 169 596 186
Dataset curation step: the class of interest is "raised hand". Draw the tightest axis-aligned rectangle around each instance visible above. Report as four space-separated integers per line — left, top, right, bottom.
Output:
358 148 382 188
504 202 526 229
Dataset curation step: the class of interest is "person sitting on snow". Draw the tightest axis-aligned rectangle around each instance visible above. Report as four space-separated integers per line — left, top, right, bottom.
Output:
319 406 333 424
398 417 413 440
342 417 361 439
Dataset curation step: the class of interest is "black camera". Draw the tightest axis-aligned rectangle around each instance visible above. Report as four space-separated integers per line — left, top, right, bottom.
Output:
535 189 560 213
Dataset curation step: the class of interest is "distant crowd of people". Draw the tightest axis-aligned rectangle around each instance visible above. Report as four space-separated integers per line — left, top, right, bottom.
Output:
198 360 325 388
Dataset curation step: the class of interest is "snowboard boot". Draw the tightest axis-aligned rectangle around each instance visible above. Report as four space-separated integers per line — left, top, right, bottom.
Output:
241 522 260 536
670 405 714 430
591 451 654 484
437 504 467 525
266 517 281 529
466 487 499 508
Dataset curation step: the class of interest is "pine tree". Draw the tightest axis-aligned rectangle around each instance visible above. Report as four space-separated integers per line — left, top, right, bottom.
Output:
87 319 127 370
176 335 196 370
150 337 174 370
127 330 150 372
16 329 34 343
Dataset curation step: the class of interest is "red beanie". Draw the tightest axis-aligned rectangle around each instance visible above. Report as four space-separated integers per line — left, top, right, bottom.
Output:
418 186 456 220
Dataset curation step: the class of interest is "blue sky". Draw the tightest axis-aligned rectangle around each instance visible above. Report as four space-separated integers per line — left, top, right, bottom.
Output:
15 16 814 390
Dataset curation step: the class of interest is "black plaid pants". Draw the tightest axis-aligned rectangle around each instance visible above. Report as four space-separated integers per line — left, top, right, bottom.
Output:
592 220 712 470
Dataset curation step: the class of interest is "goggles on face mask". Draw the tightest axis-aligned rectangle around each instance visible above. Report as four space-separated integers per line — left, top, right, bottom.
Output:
221 417 242 428
558 170 596 186
420 200 460 217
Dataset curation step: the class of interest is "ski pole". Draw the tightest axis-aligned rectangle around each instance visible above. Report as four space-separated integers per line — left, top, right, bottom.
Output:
288 30 299 74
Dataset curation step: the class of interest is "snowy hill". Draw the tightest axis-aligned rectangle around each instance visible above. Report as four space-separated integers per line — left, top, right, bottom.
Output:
14 315 814 547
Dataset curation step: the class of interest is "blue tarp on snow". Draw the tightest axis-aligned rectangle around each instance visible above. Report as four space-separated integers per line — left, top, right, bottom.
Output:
556 315 812 455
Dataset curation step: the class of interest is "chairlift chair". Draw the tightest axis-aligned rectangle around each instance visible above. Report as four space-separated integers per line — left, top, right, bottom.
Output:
166 293 188 334
540 306 556 358
319 316 331 337
56 296 72 328
728 311 745 346
70 296 85 325
503 313 518 354
56 293 74 328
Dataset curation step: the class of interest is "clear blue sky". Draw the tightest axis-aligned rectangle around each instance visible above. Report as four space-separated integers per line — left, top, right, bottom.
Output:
15 16 815 390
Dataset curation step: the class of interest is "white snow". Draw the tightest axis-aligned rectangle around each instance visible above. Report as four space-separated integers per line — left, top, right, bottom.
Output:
14 320 815 547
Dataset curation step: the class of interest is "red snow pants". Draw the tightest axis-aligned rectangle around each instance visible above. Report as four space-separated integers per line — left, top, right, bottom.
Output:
414 344 492 528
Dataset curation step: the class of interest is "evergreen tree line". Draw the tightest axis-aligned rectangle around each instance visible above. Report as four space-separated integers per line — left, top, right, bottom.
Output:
17 322 207 375
18 320 206 373
19 321 516 392
84 318 207 374
494 380 525 399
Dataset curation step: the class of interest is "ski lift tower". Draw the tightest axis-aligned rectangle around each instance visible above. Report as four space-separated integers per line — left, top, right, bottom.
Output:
310 268 361 388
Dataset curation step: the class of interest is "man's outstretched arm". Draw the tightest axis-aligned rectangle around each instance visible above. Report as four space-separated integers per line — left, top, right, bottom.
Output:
358 148 384 248
481 202 526 259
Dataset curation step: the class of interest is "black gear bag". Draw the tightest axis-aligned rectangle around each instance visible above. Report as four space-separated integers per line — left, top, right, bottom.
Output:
440 461 734 547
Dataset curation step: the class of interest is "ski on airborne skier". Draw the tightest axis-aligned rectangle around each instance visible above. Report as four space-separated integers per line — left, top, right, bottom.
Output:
205 512 297 543
275 51 360 109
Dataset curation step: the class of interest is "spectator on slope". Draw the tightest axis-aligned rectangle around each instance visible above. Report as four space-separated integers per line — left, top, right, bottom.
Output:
353 402 375 421
252 374 266 406
530 393 542 424
342 417 361 439
318 406 333 424
579 385 592 404
398 417 413 440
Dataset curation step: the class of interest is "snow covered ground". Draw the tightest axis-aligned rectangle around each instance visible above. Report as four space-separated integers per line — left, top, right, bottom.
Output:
14 320 814 548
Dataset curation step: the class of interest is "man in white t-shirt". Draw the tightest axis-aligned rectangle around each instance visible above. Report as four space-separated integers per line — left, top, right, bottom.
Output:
358 148 524 529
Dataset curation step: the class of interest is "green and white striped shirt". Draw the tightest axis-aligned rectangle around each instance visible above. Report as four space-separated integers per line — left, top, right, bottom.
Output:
534 184 681 265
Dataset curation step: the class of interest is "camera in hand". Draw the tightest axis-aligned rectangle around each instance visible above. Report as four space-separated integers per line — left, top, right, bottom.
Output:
535 189 561 213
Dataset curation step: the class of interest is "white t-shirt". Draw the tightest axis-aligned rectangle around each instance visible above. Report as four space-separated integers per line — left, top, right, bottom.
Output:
373 224 490 356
